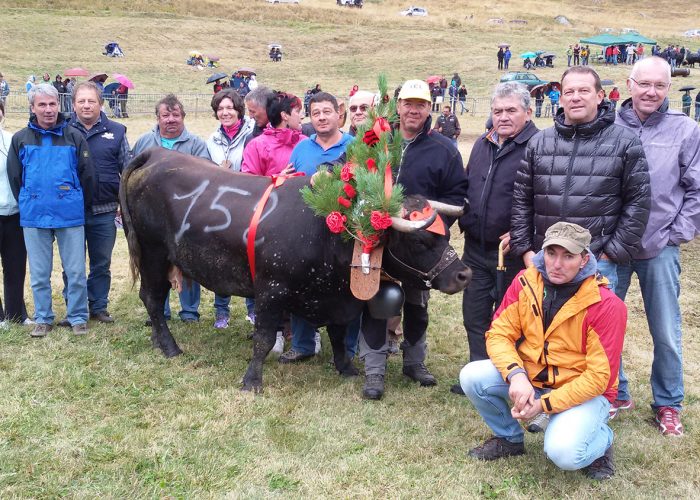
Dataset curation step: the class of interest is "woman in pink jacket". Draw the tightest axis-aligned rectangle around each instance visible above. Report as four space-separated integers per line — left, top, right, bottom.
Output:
241 91 305 176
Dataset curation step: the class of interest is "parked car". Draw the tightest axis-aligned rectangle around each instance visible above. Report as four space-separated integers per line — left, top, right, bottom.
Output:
338 0 362 6
499 72 548 90
266 0 299 3
400 6 428 16
683 29 700 38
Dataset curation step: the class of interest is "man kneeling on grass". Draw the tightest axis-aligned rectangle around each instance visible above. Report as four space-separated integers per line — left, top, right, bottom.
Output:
459 222 626 480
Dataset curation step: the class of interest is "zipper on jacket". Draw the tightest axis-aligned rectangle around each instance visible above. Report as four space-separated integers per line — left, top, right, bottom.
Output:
477 154 496 247
397 133 420 183
560 132 580 218
520 275 542 319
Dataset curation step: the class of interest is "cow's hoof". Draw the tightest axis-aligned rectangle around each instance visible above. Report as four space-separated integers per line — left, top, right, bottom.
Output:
337 363 360 377
163 346 183 358
241 382 263 394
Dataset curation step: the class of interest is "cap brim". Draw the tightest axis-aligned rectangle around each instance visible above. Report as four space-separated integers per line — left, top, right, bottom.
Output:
542 238 586 254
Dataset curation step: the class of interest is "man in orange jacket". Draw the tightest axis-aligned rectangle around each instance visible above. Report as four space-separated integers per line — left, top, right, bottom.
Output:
460 222 627 480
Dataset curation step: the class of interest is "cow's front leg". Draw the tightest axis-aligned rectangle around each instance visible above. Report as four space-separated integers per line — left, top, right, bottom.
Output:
327 324 359 377
140 253 182 358
241 307 281 393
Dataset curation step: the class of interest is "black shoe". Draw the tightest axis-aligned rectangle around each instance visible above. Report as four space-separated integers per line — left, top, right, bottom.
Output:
278 349 315 364
450 383 465 395
402 363 437 386
56 318 71 328
468 436 525 461
583 446 615 480
90 311 114 323
362 374 385 400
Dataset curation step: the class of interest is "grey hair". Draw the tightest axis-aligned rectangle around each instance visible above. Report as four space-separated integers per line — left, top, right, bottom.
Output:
491 82 531 110
245 85 274 107
28 83 59 106
630 56 672 82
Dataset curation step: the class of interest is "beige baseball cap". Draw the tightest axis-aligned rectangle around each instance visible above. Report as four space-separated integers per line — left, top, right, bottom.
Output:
542 222 591 254
397 79 431 102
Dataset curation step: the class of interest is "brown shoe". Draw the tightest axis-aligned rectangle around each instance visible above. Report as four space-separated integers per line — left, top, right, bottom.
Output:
468 436 525 461
30 323 53 338
72 323 88 335
90 311 115 323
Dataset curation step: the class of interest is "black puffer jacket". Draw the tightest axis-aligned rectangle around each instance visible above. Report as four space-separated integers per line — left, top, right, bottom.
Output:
510 101 650 263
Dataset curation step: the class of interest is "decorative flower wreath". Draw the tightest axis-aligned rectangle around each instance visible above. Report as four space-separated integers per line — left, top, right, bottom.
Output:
301 75 404 254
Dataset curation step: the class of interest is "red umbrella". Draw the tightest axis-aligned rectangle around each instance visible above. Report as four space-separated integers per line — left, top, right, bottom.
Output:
64 67 89 77
426 75 441 84
88 73 108 83
113 73 135 89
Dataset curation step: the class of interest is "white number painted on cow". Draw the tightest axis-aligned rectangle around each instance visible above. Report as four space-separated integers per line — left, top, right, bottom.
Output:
204 186 252 233
173 180 209 244
242 191 279 247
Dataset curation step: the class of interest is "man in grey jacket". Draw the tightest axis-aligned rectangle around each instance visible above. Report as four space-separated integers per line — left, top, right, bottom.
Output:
132 94 211 323
612 56 700 436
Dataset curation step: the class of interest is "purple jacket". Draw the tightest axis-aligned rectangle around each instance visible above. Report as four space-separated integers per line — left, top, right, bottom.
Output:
241 125 306 176
616 98 700 259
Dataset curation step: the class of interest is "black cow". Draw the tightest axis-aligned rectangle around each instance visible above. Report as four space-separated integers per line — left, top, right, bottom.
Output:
120 148 471 392
682 53 700 67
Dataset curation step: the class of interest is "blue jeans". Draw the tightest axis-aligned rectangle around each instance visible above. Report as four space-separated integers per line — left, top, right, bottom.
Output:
460 360 613 470
615 245 683 410
291 314 361 358
203 295 254 317
85 211 117 313
596 258 618 292
24 226 88 325
163 280 200 321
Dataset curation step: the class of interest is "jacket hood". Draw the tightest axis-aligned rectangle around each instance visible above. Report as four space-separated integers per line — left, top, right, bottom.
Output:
262 124 304 146
28 114 67 136
532 249 598 284
554 99 616 138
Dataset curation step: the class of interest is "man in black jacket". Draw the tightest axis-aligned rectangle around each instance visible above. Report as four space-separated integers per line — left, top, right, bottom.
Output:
510 66 650 292
456 82 538 381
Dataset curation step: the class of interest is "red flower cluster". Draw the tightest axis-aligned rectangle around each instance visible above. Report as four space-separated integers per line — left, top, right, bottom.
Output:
358 231 380 253
370 210 393 230
337 196 352 208
362 117 391 147
366 158 377 173
326 211 347 233
340 162 355 182
343 183 357 199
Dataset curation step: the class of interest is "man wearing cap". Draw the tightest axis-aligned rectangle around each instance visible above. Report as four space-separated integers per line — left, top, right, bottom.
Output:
359 79 467 399
460 222 626 480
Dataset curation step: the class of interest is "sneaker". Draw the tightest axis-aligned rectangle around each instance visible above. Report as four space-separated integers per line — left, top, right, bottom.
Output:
362 374 385 400
278 349 315 364
655 406 684 436
271 331 285 356
0 320 9 330
526 412 550 433
583 446 615 480
22 318 35 325
608 399 635 420
314 330 321 355
90 311 115 323
468 436 525 461
402 363 437 386
450 383 465 395
245 313 256 325
30 323 53 338
56 318 71 328
213 314 229 329
72 323 88 335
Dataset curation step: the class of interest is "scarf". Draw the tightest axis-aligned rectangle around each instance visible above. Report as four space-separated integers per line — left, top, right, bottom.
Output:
222 119 242 140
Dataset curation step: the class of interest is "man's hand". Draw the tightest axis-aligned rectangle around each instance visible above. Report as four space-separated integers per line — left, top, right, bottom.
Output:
522 250 536 267
511 401 543 421
508 372 535 414
499 232 511 255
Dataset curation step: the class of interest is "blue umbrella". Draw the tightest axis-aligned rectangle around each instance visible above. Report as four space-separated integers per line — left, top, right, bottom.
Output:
520 51 537 59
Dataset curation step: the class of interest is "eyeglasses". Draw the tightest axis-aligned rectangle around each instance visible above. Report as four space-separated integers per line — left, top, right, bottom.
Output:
630 78 670 92
349 104 370 113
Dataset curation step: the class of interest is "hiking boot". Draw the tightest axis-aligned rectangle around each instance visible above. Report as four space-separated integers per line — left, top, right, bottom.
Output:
526 412 550 433
278 349 315 364
314 330 322 355
90 311 115 323
72 323 88 335
402 363 437 386
30 323 53 338
271 331 285 356
583 446 615 480
468 436 525 461
608 398 635 420
213 313 229 329
56 318 71 328
655 406 683 436
450 383 466 395
362 374 385 400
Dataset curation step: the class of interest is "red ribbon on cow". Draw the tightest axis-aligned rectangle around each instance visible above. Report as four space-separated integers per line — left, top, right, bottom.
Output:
409 206 446 235
247 173 304 281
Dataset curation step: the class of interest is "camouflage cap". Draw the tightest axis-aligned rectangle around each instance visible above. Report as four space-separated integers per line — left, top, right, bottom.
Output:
542 222 591 254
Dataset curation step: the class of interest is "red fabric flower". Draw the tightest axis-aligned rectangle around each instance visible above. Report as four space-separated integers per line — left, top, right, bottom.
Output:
337 196 352 208
358 231 380 253
326 211 347 233
370 210 393 230
363 129 379 147
343 183 357 199
366 158 377 173
372 117 391 136
340 163 355 182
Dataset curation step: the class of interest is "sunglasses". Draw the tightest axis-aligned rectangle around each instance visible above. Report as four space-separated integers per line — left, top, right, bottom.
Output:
349 104 370 113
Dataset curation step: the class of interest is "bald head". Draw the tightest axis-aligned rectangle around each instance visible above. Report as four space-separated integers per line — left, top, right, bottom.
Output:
630 56 671 82
627 56 671 122
348 91 376 129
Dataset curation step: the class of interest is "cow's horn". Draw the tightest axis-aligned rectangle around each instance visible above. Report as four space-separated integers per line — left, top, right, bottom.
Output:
427 199 465 216
390 211 438 233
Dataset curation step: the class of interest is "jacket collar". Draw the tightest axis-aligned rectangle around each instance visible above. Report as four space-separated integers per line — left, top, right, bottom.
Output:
28 115 67 136
483 119 539 149
400 114 433 144
69 111 109 136
553 100 616 139
618 97 671 127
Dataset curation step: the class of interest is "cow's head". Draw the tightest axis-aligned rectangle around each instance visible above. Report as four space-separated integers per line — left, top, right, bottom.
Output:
382 196 471 294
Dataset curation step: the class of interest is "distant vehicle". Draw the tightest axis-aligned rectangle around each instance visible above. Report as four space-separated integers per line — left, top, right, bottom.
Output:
599 27 615 33
400 6 428 16
684 29 700 38
338 0 362 6
266 0 299 3
621 27 639 34
500 72 548 90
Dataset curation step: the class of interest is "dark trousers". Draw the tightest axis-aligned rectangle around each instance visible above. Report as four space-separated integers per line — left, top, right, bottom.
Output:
0 213 28 322
461 242 523 362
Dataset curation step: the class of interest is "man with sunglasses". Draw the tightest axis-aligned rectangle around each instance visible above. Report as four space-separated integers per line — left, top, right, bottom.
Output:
611 56 700 435
346 90 375 136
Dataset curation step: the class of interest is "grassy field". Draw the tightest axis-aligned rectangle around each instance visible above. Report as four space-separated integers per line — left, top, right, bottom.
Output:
1 1 700 497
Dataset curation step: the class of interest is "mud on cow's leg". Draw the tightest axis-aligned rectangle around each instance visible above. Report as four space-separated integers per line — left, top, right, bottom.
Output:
241 305 284 393
328 324 359 377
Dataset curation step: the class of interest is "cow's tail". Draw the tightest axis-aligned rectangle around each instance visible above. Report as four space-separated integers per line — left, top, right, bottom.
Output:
119 149 151 286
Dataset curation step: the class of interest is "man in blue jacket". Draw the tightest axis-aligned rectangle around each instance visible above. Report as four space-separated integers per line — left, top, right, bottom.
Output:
7 84 95 337
66 81 130 325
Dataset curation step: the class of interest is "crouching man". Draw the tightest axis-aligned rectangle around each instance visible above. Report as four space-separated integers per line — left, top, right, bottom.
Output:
459 222 626 480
